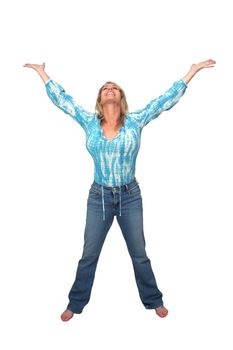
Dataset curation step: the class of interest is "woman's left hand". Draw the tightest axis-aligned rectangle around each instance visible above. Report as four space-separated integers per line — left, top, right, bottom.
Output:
183 59 216 84
190 59 216 74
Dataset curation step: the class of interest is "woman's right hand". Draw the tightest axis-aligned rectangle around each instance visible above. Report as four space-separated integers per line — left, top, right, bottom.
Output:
23 62 45 72
23 62 51 83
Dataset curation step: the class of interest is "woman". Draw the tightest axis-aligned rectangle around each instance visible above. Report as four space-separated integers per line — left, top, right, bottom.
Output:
23 59 216 321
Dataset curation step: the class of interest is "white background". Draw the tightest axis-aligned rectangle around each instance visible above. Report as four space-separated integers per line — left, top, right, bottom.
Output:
1 0 233 349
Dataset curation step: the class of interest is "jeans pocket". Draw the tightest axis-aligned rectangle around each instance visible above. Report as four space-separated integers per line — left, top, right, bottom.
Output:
128 184 141 197
89 187 101 198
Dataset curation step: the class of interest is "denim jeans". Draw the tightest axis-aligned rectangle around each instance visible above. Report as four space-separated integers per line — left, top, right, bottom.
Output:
67 177 163 313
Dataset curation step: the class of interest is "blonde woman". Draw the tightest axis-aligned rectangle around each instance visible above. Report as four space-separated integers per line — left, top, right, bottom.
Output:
23 59 216 321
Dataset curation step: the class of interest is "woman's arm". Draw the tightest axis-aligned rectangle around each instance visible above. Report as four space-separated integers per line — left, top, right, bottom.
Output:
130 59 216 128
129 79 187 128
182 59 216 84
23 62 94 132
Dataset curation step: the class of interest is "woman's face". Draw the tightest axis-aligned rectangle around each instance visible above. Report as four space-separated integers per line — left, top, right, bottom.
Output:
100 83 121 106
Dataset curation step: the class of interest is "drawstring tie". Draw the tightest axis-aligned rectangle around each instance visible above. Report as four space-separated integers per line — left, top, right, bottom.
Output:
119 186 122 217
101 184 123 221
101 185 105 221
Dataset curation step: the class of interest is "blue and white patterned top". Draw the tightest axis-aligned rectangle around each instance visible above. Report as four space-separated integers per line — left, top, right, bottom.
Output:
45 79 187 187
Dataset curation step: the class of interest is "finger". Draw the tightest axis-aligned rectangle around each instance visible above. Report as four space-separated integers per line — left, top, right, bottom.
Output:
207 59 216 64
207 61 216 66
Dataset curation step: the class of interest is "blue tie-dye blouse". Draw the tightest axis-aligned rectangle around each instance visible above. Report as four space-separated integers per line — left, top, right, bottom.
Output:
45 79 187 187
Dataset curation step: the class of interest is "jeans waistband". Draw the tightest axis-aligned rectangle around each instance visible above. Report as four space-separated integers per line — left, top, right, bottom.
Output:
91 177 139 193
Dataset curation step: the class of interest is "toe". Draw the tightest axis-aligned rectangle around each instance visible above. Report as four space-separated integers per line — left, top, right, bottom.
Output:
61 309 74 322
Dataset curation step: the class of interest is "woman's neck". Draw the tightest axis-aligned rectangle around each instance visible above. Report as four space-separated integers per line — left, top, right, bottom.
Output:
102 104 121 126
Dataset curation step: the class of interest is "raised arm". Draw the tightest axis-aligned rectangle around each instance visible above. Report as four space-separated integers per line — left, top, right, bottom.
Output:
23 62 94 132
130 59 216 129
182 59 216 84
129 79 187 129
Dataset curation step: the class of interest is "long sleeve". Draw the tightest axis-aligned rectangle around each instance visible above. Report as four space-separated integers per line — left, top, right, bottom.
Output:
45 79 94 132
129 79 187 129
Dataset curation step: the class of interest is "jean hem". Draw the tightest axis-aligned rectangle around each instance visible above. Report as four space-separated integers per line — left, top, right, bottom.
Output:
144 301 164 310
67 305 83 314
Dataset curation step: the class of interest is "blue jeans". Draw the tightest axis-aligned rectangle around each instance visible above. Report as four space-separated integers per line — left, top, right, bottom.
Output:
67 177 163 313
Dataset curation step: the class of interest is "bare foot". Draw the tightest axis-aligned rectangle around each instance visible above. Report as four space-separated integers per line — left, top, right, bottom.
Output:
61 309 74 322
155 306 168 318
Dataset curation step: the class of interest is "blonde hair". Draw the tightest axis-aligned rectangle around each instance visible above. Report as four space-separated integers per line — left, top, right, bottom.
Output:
95 81 128 125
